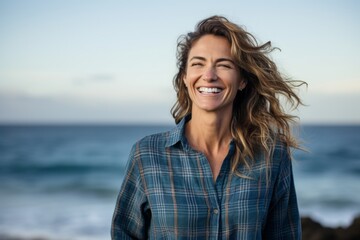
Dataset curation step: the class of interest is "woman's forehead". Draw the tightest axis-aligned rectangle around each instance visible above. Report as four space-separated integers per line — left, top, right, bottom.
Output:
188 35 232 60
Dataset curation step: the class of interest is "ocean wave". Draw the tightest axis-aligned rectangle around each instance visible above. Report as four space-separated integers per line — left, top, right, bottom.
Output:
326 147 359 160
300 198 360 208
0 163 123 175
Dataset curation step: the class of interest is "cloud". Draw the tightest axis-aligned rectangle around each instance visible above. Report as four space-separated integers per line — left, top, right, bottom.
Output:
0 90 174 124
72 74 117 85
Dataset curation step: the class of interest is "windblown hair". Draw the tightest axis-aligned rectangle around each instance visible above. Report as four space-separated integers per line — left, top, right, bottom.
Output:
171 15 306 174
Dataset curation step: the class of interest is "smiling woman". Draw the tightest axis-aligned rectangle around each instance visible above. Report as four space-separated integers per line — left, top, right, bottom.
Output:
111 15 307 239
183 35 245 117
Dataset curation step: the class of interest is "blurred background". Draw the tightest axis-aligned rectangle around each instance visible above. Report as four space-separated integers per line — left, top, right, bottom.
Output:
0 0 359 239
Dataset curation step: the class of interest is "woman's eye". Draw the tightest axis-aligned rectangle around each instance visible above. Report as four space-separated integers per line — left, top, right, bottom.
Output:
218 64 232 69
191 62 203 67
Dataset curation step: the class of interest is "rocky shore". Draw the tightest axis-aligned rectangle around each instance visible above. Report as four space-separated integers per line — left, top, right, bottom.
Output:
302 215 360 240
1 216 359 240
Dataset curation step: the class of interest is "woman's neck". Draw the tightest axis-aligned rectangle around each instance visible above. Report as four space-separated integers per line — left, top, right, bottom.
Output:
185 110 233 154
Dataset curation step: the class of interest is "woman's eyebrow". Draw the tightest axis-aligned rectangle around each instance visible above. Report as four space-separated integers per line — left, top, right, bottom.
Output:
216 58 235 64
189 56 234 64
189 56 206 61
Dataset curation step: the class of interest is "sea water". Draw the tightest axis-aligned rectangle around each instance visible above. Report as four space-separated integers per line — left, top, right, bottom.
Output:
0 124 359 239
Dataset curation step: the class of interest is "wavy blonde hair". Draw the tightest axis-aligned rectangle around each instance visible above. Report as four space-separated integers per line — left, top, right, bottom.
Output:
171 16 306 174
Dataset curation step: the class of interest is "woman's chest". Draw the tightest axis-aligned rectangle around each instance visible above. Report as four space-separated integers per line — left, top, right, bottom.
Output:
142 162 272 234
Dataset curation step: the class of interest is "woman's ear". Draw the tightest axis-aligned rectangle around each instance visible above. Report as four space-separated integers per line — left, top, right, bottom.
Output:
239 80 247 91
183 76 188 88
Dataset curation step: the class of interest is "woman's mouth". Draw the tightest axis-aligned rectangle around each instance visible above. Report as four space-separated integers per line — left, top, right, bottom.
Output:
198 87 222 94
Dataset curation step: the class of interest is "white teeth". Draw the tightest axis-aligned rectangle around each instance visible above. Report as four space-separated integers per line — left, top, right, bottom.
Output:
198 87 222 93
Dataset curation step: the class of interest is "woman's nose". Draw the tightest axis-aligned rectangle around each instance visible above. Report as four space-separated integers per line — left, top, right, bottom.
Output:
202 67 218 81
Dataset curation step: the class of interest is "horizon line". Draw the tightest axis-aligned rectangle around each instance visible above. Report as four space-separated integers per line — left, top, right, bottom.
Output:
0 120 359 127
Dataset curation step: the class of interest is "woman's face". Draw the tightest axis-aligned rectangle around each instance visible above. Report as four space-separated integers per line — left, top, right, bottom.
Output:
184 34 246 115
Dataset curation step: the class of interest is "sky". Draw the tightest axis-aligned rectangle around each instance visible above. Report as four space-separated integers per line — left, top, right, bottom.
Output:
0 0 359 124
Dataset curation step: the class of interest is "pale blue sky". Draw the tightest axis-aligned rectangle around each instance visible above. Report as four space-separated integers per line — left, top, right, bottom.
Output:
0 0 359 124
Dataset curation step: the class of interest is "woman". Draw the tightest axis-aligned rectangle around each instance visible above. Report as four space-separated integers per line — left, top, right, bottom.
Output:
112 15 306 239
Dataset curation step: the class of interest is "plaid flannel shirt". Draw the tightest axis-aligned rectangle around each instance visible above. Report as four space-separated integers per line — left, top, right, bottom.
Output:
111 116 301 239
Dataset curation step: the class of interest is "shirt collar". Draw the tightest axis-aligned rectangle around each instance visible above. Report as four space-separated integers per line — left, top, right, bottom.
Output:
165 115 191 148
165 115 235 154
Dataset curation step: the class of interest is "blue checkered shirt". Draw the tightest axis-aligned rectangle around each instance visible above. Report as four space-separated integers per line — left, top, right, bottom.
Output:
111 116 301 239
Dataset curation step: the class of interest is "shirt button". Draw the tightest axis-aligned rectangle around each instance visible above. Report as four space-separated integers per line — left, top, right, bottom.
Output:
213 209 219 214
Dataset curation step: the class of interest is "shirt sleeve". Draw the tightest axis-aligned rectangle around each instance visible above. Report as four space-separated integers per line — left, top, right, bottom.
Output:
111 144 150 240
263 147 302 239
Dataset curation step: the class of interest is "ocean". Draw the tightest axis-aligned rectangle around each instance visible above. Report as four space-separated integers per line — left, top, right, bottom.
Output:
0 124 359 239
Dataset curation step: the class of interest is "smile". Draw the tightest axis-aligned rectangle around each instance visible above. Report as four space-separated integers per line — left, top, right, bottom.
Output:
198 87 223 94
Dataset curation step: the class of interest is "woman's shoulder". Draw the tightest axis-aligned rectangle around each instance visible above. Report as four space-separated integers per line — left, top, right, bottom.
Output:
272 139 291 161
253 138 291 169
243 139 292 182
130 130 172 154
126 129 178 171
